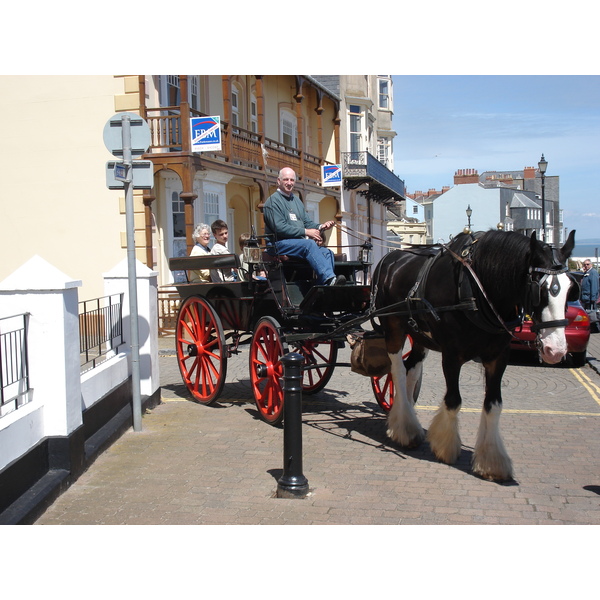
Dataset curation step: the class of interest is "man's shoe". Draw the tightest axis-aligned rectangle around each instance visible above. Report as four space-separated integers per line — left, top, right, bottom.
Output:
328 274 346 286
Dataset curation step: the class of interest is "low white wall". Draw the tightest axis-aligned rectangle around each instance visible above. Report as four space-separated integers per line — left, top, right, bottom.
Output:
0 256 160 473
80 352 129 411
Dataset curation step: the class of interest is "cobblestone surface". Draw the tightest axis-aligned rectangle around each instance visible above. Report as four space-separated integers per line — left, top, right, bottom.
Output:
35 333 600 525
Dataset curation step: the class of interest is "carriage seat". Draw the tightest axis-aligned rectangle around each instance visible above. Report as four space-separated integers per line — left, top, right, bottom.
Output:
168 254 241 283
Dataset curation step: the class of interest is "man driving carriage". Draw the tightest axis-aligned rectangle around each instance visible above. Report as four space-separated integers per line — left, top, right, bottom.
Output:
262 167 346 286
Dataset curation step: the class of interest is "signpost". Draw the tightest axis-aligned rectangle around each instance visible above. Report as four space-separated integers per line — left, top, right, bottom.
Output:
106 160 153 189
103 112 152 432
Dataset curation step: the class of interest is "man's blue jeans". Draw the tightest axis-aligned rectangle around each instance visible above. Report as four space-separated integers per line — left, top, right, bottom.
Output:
274 238 335 285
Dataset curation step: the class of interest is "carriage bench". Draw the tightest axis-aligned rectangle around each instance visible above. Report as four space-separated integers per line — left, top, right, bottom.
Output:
169 254 241 284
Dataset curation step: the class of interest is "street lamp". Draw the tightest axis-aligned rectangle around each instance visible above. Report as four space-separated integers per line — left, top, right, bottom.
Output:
464 204 473 233
538 154 548 242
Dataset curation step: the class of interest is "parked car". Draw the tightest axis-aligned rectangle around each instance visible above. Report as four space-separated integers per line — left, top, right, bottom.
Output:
510 301 591 367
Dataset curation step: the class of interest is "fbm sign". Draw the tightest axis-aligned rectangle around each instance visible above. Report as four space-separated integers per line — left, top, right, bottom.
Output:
321 164 342 187
190 116 222 152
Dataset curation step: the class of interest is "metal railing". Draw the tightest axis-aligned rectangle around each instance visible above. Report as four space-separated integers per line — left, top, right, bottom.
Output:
79 294 124 373
0 313 32 417
342 151 406 200
143 106 335 182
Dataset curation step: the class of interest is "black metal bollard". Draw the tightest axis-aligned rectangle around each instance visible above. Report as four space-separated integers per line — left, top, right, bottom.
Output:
276 352 309 499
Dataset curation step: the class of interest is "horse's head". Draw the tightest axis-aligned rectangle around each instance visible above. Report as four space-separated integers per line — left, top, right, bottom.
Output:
527 229 578 364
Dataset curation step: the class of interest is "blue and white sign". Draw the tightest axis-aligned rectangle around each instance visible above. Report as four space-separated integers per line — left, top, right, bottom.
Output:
190 116 222 152
321 164 342 187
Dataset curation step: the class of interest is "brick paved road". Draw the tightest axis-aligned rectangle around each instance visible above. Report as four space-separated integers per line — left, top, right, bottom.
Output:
35 333 600 526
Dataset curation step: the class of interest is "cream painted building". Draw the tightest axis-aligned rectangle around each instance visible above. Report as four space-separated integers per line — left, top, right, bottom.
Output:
0 75 140 299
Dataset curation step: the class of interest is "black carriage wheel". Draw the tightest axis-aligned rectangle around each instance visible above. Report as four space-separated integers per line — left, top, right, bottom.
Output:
176 296 227 405
249 317 287 426
294 340 338 395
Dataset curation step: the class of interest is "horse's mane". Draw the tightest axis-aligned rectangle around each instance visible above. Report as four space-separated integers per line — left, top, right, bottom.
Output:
450 229 535 308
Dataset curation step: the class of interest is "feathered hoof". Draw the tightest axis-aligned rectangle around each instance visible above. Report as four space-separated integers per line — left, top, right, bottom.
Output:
428 438 461 465
426 408 462 465
387 426 425 449
471 453 514 482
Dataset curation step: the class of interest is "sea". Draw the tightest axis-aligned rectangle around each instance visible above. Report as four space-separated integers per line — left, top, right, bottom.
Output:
572 240 600 261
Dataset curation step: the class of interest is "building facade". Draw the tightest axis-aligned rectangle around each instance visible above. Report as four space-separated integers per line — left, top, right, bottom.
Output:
313 75 406 267
417 165 561 245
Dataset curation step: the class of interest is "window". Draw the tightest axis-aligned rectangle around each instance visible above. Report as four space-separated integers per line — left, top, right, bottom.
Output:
250 94 258 133
377 136 391 168
167 75 180 106
204 191 220 231
189 76 200 110
231 87 240 127
171 192 185 239
378 78 391 110
280 109 297 147
349 104 364 155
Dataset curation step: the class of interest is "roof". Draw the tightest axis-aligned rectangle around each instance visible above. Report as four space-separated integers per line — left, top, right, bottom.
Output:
510 192 541 209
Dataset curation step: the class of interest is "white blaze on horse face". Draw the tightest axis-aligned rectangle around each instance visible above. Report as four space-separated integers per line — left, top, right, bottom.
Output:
538 272 570 364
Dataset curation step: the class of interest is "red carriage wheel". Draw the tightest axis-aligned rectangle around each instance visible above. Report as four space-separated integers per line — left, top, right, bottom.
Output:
371 373 394 412
294 340 338 394
250 317 287 425
176 296 227 405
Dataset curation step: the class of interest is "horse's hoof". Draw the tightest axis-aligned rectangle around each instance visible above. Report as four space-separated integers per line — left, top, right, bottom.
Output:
430 446 461 465
471 457 514 482
387 427 424 449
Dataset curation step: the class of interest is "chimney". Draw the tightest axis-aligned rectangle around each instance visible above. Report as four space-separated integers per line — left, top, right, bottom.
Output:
523 166 535 179
442 186 450 193
454 168 479 185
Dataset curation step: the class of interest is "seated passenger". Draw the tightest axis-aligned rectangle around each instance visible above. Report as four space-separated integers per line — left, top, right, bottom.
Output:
210 219 238 282
188 223 211 283
262 167 345 286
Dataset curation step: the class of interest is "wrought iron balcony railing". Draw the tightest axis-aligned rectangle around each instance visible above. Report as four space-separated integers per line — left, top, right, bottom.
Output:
342 151 406 205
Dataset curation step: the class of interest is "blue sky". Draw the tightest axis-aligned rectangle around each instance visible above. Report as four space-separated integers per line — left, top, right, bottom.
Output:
391 75 600 241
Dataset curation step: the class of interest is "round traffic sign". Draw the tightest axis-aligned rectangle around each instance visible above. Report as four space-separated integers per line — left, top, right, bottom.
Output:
103 112 151 158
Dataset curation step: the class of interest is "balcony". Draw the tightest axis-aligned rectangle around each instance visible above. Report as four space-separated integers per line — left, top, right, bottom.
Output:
143 106 329 187
342 151 406 206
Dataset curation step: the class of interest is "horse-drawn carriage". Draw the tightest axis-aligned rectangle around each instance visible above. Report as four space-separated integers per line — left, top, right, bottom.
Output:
168 228 579 482
168 235 394 426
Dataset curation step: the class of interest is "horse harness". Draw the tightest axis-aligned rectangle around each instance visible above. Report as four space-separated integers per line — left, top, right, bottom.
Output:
370 233 574 339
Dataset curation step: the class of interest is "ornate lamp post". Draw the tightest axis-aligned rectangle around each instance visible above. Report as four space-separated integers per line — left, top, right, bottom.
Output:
538 154 548 242
465 204 473 233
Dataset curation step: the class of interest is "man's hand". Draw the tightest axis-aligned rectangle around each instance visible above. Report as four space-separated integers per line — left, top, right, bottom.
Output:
305 228 322 243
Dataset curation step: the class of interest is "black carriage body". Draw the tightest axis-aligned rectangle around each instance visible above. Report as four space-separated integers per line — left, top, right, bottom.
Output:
168 251 374 425
169 254 370 336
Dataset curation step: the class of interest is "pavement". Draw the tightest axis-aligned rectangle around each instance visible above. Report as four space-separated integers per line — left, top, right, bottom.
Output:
33 331 600 526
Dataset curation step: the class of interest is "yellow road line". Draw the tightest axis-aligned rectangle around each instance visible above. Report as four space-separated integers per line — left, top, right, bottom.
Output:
570 368 600 407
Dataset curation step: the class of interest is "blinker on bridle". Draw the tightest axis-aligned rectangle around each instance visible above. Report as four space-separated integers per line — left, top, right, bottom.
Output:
528 263 570 333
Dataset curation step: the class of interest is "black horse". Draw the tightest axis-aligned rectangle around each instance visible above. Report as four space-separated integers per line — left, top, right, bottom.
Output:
371 229 577 481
